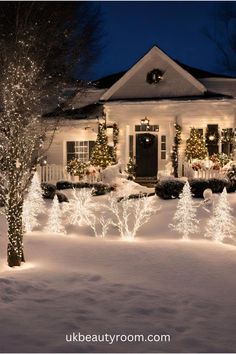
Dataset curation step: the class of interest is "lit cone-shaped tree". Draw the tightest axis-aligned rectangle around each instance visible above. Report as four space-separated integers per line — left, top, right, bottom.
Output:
185 128 208 161
205 188 235 242
22 172 45 233
45 195 65 234
169 181 199 240
90 123 113 168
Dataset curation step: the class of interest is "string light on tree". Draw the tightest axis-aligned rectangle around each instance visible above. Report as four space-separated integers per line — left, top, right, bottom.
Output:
90 123 113 169
106 194 158 241
22 172 45 233
205 187 235 242
185 127 208 161
171 123 182 177
169 181 199 240
65 188 100 236
45 195 65 234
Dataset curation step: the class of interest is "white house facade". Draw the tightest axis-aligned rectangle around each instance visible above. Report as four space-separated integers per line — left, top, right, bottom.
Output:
43 45 236 182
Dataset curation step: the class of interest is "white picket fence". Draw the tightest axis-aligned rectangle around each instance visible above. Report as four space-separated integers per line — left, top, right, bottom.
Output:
37 164 68 183
37 164 101 184
183 163 226 179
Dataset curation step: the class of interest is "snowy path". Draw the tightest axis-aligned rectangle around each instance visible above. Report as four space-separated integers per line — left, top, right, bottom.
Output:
0 195 236 352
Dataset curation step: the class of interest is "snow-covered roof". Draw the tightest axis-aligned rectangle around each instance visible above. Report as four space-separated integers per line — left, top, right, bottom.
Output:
199 78 236 98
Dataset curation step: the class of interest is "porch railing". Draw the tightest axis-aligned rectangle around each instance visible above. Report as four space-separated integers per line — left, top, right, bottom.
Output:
183 163 227 179
37 164 101 184
37 164 68 183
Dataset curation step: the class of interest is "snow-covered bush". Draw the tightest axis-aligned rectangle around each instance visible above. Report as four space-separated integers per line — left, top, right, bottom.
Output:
106 194 159 241
100 163 124 184
56 180 114 195
169 181 199 240
205 188 235 242
226 163 236 193
190 178 230 198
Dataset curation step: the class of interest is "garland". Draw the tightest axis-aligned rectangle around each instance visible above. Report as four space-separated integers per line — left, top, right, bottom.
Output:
171 123 182 177
221 128 235 143
112 123 119 163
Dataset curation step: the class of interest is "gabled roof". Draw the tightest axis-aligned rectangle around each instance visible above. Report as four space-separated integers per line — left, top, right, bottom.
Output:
100 46 206 101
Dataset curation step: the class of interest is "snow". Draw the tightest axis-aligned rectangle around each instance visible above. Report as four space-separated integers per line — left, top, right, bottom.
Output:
1 189 236 352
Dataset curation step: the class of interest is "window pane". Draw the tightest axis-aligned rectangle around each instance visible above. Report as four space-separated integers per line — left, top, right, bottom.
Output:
161 152 166 159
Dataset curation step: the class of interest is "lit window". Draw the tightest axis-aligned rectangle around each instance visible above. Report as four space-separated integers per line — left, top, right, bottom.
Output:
67 141 90 162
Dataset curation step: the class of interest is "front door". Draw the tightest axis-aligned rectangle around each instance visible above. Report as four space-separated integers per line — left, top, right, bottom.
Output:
135 133 158 177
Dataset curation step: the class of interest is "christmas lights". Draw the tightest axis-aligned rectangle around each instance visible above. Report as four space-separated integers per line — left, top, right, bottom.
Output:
0 44 49 267
171 123 182 177
22 172 45 233
65 188 99 236
185 128 208 161
45 195 65 234
90 123 113 168
106 194 158 241
205 187 235 242
169 181 199 240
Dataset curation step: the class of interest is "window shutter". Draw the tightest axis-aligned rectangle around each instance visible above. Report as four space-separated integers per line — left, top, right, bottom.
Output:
67 141 75 162
129 135 134 158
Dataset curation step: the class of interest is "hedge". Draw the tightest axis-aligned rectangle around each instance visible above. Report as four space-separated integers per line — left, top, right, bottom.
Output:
155 177 234 199
56 180 115 196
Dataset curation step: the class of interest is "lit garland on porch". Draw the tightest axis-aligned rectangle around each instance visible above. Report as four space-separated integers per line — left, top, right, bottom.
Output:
112 123 119 163
171 123 182 177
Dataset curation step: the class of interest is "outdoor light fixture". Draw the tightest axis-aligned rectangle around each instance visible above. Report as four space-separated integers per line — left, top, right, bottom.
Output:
209 135 215 141
140 117 150 126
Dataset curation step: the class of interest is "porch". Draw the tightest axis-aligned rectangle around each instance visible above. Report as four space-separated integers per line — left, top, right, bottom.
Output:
37 163 227 185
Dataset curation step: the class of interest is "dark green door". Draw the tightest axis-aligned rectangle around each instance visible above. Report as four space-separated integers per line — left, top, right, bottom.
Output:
135 133 158 177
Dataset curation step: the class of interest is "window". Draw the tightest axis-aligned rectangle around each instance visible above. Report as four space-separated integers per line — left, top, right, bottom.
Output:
135 124 159 132
206 124 219 156
221 128 234 156
161 135 166 160
67 141 95 163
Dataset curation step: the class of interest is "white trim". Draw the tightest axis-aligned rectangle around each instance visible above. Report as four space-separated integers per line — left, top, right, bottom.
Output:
101 46 206 101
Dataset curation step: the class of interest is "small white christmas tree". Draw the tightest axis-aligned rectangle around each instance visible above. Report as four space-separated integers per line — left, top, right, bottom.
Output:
169 181 199 240
22 198 39 233
27 172 45 210
22 172 45 233
205 187 235 242
45 195 65 234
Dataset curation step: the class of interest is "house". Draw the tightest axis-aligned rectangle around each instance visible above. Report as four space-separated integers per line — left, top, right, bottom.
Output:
43 45 236 182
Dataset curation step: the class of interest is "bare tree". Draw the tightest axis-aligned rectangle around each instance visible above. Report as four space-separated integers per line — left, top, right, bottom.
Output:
0 2 103 267
203 3 236 73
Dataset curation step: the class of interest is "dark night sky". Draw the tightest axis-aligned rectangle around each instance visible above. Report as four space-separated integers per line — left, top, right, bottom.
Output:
90 1 233 80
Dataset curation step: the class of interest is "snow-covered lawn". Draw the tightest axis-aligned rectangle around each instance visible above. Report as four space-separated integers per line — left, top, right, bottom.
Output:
1 191 236 353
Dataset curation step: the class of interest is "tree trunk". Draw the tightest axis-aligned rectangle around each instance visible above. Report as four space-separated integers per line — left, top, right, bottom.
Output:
7 200 25 267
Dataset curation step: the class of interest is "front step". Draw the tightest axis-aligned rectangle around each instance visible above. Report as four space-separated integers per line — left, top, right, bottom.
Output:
135 177 157 187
